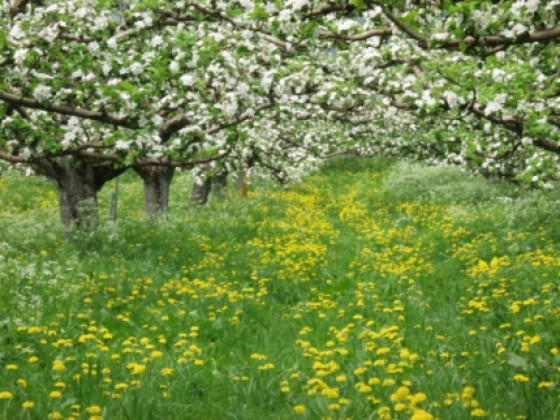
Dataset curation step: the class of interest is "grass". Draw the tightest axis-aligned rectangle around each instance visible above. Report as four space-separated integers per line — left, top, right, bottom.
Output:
0 159 559 420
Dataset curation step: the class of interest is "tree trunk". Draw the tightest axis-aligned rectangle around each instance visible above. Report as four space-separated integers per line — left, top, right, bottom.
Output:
33 158 124 238
134 166 175 216
212 170 228 200
189 177 212 207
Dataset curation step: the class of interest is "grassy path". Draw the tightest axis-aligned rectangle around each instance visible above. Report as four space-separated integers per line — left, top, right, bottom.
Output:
0 160 559 419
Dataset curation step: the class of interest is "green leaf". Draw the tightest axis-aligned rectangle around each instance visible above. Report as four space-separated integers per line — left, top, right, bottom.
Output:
249 5 269 21
117 81 136 93
350 0 368 8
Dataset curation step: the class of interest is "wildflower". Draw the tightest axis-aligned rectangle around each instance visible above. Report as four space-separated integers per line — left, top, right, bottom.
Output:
48 412 64 419
538 381 554 389
411 392 427 405
5 364 17 371
411 409 434 420
293 404 306 414
258 363 275 370
394 402 406 411
28 356 39 364
22 401 35 408
161 368 174 376
353 366 367 375
391 386 410 402
127 363 146 375
52 360 65 371
471 408 488 417
513 374 529 383
86 405 102 414
49 390 62 399
17 379 27 388
0 391 13 399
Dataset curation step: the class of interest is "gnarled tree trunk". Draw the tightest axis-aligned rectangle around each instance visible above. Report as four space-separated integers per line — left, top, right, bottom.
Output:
134 166 175 216
33 158 125 238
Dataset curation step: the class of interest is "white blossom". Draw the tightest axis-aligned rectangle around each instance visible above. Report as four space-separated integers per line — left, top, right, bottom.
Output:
286 0 309 11
180 74 195 86
239 0 254 9
169 61 180 73
130 62 143 76
33 84 52 101
442 91 460 108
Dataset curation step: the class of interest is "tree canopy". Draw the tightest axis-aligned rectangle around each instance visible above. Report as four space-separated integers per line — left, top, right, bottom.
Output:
1 0 558 189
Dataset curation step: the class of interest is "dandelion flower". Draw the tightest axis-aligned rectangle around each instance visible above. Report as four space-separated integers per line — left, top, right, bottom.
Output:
411 409 434 420
513 374 529 383
85 405 102 414
0 391 13 399
22 401 35 409
293 404 306 414
49 390 62 399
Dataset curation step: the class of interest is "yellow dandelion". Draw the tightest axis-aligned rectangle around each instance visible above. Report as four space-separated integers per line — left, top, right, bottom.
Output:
16 379 27 388
410 409 434 420
5 364 17 371
85 405 102 414
513 374 529 383
48 412 64 420
52 360 65 371
293 404 306 414
22 401 35 409
394 402 406 411
258 363 275 370
28 356 39 364
410 392 427 405
151 351 163 359
161 367 175 376
49 390 62 399
0 391 13 399
471 408 488 417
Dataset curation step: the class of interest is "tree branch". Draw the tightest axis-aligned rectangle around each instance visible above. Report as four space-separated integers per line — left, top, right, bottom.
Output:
0 90 133 128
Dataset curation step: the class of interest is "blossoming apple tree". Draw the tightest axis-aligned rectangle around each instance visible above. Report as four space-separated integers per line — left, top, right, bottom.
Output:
1 0 559 235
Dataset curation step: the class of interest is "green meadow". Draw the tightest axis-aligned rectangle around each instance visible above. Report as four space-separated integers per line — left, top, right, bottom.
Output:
0 159 559 420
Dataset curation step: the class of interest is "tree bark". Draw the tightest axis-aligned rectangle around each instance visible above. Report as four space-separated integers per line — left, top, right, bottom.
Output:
32 158 124 238
212 170 228 200
134 166 175 216
189 177 212 207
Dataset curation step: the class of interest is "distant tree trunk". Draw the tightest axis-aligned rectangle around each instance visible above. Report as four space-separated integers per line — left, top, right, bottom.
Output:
237 163 248 199
33 158 125 239
189 177 212 207
212 170 228 200
134 166 175 216
189 166 228 207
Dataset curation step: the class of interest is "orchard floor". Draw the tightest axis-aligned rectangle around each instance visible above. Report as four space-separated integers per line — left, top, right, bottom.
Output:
0 159 559 420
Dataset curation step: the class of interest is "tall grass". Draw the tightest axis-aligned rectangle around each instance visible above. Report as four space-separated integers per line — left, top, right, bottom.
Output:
0 160 558 420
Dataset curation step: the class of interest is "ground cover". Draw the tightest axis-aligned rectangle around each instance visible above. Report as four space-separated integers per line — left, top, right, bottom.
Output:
0 160 559 419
